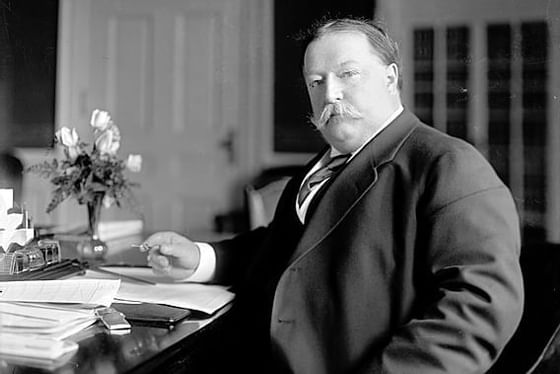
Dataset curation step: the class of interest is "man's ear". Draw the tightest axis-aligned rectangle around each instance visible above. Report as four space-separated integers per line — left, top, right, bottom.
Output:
385 63 399 94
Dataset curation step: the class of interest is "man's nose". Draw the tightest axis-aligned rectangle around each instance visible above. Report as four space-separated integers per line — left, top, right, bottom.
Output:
324 77 343 104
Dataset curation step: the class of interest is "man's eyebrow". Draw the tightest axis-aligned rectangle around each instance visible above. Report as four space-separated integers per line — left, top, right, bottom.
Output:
338 60 359 67
303 60 360 75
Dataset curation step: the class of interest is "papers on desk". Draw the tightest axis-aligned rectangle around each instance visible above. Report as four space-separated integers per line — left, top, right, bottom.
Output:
0 303 92 368
0 279 121 365
117 282 234 315
0 302 98 339
0 278 120 306
87 267 235 315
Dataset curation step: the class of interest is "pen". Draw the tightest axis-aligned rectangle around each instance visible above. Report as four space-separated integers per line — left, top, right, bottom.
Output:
102 263 150 268
131 243 157 252
90 266 157 285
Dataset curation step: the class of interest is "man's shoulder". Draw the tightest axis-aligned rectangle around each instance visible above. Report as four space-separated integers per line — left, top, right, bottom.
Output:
395 120 486 167
393 119 502 180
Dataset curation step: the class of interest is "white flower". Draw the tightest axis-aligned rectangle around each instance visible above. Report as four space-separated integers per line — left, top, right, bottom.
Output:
95 125 121 155
55 127 79 147
102 195 115 208
67 146 81 161
90 109 112 132
126 154 142 172
55 127 81 161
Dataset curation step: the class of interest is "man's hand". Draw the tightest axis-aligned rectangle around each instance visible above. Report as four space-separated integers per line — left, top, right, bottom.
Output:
142 231 201 280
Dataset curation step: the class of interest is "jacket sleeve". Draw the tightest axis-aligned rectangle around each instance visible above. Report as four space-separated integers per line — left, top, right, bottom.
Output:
210 174 304 286
372 148 524 373
208 226 269 285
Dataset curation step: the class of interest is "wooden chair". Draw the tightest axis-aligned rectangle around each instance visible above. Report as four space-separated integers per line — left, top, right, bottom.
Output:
244 166 303 229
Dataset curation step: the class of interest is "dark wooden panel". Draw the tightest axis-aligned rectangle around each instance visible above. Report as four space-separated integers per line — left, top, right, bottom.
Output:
0 0 57 150
273 0 376 153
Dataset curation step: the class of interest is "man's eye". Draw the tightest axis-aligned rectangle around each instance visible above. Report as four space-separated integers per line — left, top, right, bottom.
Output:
340 70 359 79
309 80 322 88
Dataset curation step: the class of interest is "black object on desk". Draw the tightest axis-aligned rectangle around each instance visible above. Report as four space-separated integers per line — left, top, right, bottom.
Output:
112 302 192 327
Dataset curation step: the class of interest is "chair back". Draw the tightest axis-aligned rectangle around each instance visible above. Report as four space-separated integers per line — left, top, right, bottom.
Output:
488 242 560 373
246 177 291 229
244 166 303 229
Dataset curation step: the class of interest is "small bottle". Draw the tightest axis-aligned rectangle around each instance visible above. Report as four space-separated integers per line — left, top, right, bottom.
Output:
20 203 35 244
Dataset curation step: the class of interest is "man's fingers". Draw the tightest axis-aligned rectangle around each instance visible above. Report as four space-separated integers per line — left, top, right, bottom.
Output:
143 231 181 246
147 250 196 280
142 232 199 276
148 243 183 261
147 251 170 270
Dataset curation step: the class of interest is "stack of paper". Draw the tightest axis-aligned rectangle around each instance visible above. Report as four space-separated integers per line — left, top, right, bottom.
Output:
0 278 120 306
0 302 97 339
0 279 120 366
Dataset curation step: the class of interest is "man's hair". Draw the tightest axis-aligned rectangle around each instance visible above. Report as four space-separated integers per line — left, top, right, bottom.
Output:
300 18 402 89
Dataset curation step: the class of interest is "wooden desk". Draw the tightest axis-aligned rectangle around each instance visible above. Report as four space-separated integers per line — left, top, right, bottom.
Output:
0 236 234 374
0 305 232 373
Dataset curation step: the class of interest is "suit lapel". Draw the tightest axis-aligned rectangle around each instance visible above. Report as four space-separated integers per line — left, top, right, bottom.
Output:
288 109 421 264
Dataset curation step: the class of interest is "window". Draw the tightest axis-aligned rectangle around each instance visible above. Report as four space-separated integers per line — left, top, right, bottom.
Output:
413 20 550 242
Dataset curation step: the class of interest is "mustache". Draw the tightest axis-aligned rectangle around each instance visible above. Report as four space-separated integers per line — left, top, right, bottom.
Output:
309 102 363 129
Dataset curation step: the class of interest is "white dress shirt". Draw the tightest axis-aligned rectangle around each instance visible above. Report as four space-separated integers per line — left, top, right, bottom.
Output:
185 105 404 283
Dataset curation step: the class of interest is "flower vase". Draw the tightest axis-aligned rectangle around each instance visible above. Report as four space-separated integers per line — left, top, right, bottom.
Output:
77 196 108 261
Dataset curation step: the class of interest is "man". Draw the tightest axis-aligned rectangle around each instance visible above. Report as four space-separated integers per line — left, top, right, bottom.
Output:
144 18 523 373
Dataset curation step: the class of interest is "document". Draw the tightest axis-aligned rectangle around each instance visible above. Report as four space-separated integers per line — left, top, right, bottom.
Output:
0 279 120 366
0 301 99 343
0 302 94 328
1 314 97 340
116 282 234 315
83 268 235 314
0 279 120 306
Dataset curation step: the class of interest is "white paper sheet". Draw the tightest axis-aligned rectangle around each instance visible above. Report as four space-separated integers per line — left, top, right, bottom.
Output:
83 268 235 314
115 283 234 314
0 317 97 340
0 302 99 341
0 302 95 327
0 279 120 306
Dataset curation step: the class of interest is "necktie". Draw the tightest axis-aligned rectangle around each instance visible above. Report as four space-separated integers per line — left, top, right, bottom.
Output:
297 154 350 207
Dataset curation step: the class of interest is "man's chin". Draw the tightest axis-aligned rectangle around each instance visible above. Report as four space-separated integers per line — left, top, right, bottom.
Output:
320 124 356 149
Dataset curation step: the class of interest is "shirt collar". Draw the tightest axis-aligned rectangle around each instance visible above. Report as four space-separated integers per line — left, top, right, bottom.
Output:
330 105 404 159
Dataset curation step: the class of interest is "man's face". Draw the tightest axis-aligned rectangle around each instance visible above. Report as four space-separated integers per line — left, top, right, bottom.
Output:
303 31 401 153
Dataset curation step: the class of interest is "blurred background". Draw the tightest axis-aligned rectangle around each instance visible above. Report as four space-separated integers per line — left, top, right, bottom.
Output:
0 0 558 246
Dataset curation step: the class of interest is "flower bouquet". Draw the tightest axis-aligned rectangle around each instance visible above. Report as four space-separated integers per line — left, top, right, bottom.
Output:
28 109 142 259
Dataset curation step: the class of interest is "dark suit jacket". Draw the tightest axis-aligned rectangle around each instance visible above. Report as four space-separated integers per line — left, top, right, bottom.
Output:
213 110 524 373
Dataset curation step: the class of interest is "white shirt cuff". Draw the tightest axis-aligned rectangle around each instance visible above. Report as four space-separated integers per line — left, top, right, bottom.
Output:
179 242 216 282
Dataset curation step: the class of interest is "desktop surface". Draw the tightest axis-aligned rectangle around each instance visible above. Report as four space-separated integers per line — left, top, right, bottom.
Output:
0 236 233 374
0 306 231 373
